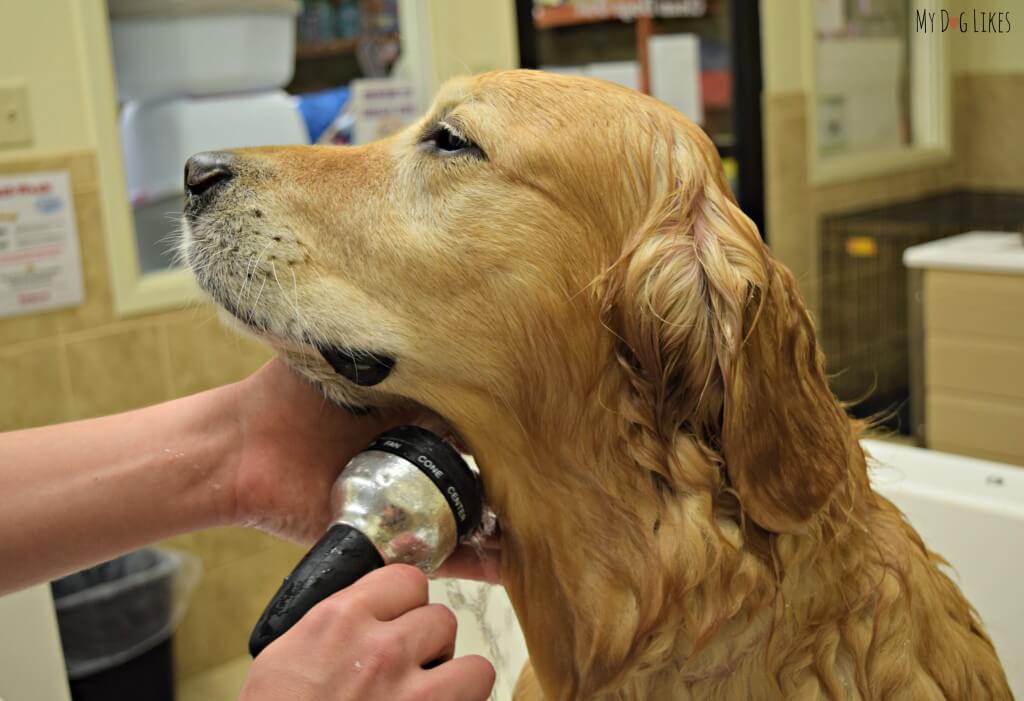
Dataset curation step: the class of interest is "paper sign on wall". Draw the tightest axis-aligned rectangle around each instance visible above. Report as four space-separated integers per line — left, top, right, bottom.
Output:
816 37 903 155
0 171 85 318
349 79 419 146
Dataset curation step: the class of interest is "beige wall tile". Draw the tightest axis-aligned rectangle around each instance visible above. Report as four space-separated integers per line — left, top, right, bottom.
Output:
814 165 960 214
165 308 273 398
958 74 1024 191
953 74 974 184
0 340 70 430
763 92 812 280
173 538 305 679
162 527 280 572
64 324 171 419
0 312 60 349
763 92 823 314
178 656 251 701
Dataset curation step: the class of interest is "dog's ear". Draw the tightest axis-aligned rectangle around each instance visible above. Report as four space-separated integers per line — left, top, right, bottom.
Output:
717 252 851 533
602 129 849 533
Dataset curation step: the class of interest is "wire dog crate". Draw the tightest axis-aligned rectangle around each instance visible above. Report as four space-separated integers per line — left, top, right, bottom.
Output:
819 190 1024 434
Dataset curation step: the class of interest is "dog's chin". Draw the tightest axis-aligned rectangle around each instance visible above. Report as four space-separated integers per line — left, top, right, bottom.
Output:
203 288 392 398
273 339 497 540
261 329 471 451
192 265 488 526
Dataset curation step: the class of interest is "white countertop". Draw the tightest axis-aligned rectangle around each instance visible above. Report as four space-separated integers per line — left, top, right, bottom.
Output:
903 231 1024 275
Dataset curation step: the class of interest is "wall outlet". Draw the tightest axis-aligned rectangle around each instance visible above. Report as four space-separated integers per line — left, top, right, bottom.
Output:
0 84 32 148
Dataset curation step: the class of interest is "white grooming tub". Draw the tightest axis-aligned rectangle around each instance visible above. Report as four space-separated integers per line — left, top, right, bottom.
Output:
865 439 1022 695
437 442 1023 699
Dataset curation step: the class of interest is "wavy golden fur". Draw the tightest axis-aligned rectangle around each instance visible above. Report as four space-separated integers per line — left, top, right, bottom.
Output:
182 70 1011 699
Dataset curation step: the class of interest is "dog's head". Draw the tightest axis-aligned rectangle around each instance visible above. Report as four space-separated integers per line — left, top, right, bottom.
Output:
183 70 853 694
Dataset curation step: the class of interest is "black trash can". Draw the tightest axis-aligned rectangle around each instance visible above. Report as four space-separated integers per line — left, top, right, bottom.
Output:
51 549 195 701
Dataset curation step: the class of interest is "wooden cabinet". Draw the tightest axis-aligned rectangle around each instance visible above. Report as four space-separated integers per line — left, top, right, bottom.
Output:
907 233 1024 466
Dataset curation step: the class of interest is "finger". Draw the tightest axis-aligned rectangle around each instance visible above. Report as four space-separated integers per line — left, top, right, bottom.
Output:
426 655 496 701
345 564 429 621
432 545 502 584
390 603 458 665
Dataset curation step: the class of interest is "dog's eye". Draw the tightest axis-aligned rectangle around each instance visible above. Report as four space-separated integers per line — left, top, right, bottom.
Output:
423 123 483 158
435 126 472 151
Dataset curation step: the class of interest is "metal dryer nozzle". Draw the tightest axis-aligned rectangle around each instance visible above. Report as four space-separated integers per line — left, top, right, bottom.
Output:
248 425 482 657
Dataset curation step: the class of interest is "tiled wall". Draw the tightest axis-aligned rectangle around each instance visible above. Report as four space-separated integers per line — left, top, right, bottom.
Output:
0 150 305 680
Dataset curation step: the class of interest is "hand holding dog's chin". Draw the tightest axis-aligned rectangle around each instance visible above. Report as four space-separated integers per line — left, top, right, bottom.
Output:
218 358 413 544
212 358 503 584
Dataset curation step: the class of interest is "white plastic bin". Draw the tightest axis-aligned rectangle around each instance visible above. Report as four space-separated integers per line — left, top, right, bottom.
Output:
120 90 308 204
108 0 300 101
120 90 308 271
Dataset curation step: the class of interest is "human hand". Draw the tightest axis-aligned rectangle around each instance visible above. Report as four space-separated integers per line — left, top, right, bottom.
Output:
223 358 414 544
223 358 503 584
240 564 495 701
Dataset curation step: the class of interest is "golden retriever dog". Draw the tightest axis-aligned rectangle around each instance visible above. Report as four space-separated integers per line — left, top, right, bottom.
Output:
182 70 1011 699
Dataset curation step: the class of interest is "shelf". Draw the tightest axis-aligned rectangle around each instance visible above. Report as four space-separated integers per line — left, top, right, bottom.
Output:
296 38 359 59
534 3 645 29
295 33 399 60
713 138 736 158
533 2 706 29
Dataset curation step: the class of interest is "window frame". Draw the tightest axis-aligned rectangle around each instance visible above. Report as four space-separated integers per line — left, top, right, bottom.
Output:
802 0 953 186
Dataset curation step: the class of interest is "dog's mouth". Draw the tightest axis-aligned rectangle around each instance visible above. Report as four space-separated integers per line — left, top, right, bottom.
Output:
317 346 395 387
212 288 396 387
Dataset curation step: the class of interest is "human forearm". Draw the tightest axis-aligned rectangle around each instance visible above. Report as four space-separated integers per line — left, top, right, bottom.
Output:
0 385 239 594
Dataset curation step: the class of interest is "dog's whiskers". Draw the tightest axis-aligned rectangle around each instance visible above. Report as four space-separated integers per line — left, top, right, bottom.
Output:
250 274 268 318
238 239 277 308
271 261 310 341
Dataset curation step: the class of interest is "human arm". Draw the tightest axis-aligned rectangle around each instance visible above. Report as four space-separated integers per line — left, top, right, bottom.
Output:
0 359 402 594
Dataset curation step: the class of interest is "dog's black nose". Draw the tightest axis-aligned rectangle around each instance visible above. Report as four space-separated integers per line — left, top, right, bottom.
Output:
185 151 234 197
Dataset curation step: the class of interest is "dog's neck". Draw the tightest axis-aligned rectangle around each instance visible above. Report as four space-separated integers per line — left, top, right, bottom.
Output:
455 392 872 700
